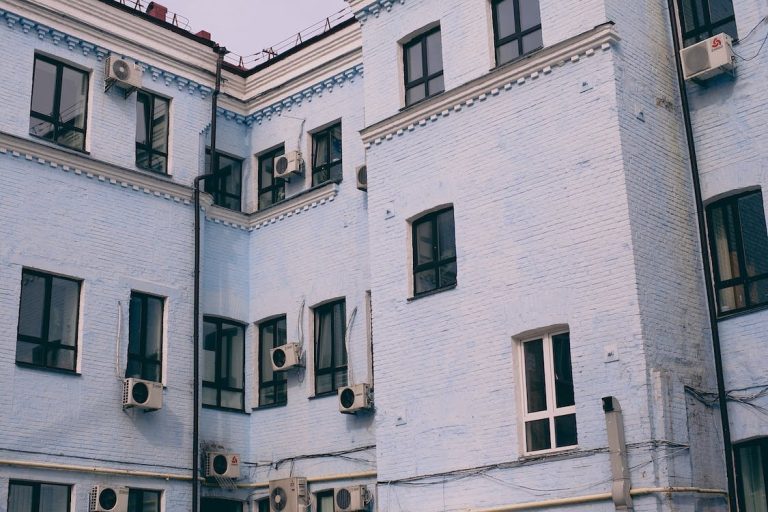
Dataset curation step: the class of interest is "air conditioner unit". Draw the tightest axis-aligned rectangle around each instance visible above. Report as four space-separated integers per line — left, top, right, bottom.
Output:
269 477 308 512
90 486 129 512
271 343 302 372
338 383 373 414
273 151 303 180
104 56 141 90
356 165 367 191
122 377 163 410
334 485 370 512
205 451 241 479
680 33 735 81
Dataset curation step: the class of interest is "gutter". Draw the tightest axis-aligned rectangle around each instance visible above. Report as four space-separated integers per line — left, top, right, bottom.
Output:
664 1 737 509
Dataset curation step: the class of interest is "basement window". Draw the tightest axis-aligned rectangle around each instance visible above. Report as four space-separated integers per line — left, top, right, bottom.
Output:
127 489 161 512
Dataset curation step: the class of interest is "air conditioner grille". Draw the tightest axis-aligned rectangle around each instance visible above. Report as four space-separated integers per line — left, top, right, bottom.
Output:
99 488 118 510
336 488 352 509
684 44 710 75
131 381 149 404
112 60 131 81
340 388 356 409
212 454 228 476
271 486 288 511
272 347 286 369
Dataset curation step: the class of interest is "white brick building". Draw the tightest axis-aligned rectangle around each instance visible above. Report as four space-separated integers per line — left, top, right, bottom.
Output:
0 0 766 511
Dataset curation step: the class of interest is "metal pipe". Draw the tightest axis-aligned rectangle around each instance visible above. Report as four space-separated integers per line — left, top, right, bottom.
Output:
603 396 633 511
233 470 378 489
0 459 192 481
664 2 737 509
193 43 227 512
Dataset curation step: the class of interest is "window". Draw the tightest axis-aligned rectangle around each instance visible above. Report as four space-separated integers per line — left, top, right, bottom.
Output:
311 124 342 186
677 0 737 46
127 489 161 512
8 481 70 512
204 150 243 211
126 292 164 382
403 27 444 106
136 91 169 173
314 299 347 396
316 490 334 512
203 317 245 411
256 498 270 512
29 54 89 151
736 439 768 511
706 190 768 315
412 207 457 296
258 316 287 407
201 498 242 512
258 146 286 209
519 331 577 453
16 269 81 372
491 0 543 66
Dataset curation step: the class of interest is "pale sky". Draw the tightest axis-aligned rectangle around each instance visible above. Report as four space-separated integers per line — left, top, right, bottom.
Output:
156 0 351 60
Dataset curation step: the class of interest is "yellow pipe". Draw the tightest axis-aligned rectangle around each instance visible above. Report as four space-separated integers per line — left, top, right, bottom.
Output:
235 470 377 489
0 459 191 481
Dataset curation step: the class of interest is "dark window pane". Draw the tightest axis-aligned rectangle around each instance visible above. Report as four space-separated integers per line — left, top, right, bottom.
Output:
151 97 169 153
316 309 332 370
427 76 444 96
522 30 543 54
439 262 457 288
314 300 346 394
31 59 57 117
334 370 348 390
331 125 342 162
426 31 443 75
128 295 143 355
136 148 151 170
59 66 87 130
737 443 767 512
415 220 434 265
313 132 329 167
437 210 456 259
8 482 34 512
524 339 546 413
202 386 217 406
39 483 70 510
15 340 42 365
554 414 578 447
18 273 45 339
748 278 768 308
497 41 521 65
260 386 275 405
316 373 332 395
406 84 426 106
552 333 574 408
525 419 551 452
145 296 163 361
29 119 55 139
494 0 517 40
414 269 437 295
406 42 423 81
202 322 217 382
710 0 735 21
47 347 75 371
739 193 768 277
136 93 149 144
258 498 271 512
221 390 243 410
519 0 542 30
718 285 746 312
711 204 741 281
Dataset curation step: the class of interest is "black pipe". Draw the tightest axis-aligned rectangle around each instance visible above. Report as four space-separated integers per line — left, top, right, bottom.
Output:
193 43 227 512
665 4 737 509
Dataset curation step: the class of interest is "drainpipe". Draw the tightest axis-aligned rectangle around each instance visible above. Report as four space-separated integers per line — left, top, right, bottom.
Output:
664 3 737 509
603 397 633 511
193 43 227 512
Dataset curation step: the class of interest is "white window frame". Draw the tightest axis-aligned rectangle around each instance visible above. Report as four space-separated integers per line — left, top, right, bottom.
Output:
518 330 577 455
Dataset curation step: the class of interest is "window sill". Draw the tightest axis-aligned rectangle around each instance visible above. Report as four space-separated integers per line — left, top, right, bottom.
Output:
308 391 339 400
399 90 445 113
407 283 457 302
15 361 80 376
518 446 580 462
252 402 287 411
202 404 250 415
717 302 768 322
28 134 89 156
491 45 545 71
256 178 342 215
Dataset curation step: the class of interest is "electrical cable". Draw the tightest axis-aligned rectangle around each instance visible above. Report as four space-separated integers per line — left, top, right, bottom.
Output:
732 17 768 61
242 445 376 469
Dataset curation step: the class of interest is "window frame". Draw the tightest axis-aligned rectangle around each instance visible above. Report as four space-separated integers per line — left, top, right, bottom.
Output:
29 54 89 152
135 90 170 174
735 438 768 511
127 488 162 512
126 291 164 383
490 0 544 66
315 489 335 512
313 299 347 397
202 316 246 412
518 330 578 455
8 480 71 512
403 26 444 107
311 123 343 187
676 0 738 47
257 315 288 408
200 497 242 512
257 145 286 210
411 207 457 297
706 190 768 316
204 149 243 212
16 268 81 373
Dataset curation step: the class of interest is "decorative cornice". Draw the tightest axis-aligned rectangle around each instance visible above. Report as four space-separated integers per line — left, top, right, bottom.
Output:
217 64 364 126
361 23 620 146
347 0 405 23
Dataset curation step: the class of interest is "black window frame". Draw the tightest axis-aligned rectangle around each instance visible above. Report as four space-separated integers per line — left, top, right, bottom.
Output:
706 190 768 316
403 26 444 107
127 489 161 512
135 90 170 174
8 480 71 512
311 123 343 186
735 438 768 511
16 269 81 373
257 145 286 210
29 54 89 152
204 149 243 212
315 489 335 512
126 291 164 382
491 0 544 66
202 316 246 412
258 315 288 408
314 299 347 397
411 207 457 297
676 0 738 46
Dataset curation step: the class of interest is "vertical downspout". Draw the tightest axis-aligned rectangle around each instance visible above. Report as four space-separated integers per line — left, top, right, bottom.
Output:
664 3 737 509
603 396 633 511
193 43 227 512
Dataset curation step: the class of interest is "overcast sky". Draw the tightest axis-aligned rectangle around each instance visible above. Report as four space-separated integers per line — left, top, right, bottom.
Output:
156 0 351 59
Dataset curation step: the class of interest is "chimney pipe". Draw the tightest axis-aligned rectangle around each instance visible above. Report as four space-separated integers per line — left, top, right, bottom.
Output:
146 2 168 22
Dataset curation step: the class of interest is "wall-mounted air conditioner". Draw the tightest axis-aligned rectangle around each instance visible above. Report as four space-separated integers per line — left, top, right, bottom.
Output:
205 451 241 479
271 343 302 372
104 56 141 91
274 151 303 180
356 165 367 191
269 477 308 512
122 377 163 411
338 383 373 414
680 33 735 81
90 486 129 512
334 485 370 512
